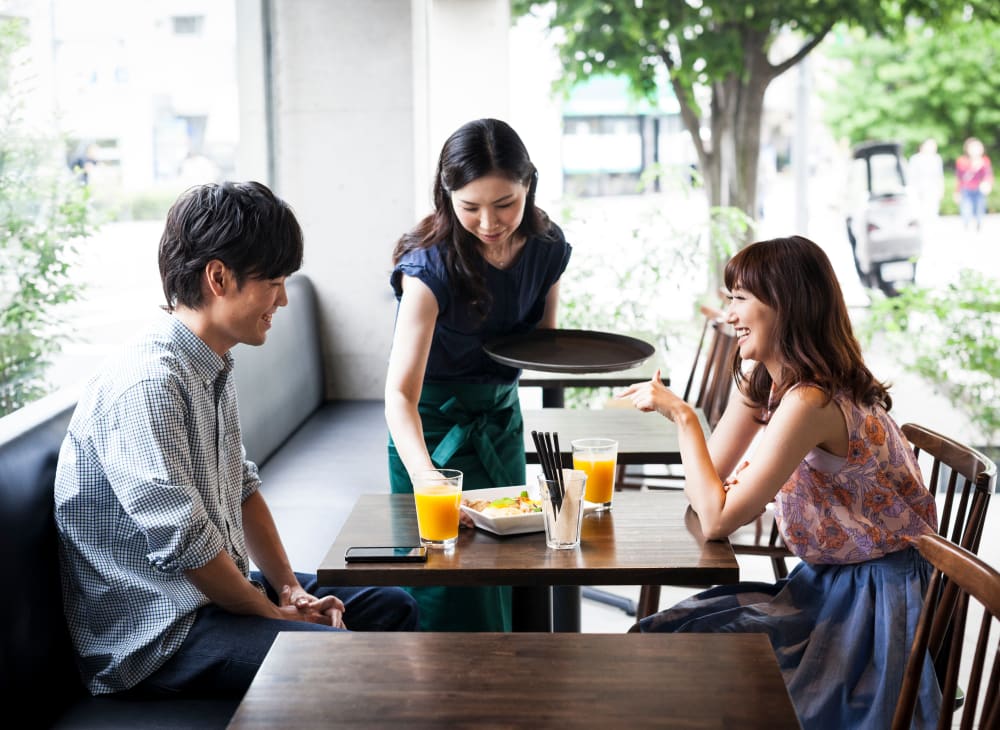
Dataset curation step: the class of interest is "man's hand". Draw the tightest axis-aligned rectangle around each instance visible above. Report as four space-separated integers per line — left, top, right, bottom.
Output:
278 584 346 628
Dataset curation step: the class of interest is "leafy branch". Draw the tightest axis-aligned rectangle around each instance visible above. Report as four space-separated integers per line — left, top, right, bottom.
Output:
859 269 1000 446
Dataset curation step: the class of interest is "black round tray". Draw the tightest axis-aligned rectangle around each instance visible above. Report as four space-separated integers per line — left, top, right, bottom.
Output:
484 329 655 374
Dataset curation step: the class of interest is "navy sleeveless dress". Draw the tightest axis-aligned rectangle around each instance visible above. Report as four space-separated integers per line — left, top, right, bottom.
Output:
388 228 571 631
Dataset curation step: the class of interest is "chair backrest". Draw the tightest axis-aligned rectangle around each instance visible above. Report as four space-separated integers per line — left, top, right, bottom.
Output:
700 322 738 430
902 423 995 555
682 305 724 402
683 305 737 430
891 534 1000 730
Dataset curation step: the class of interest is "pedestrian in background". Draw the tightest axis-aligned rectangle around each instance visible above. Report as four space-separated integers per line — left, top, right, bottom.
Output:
955 137 993 232
908 138 944 224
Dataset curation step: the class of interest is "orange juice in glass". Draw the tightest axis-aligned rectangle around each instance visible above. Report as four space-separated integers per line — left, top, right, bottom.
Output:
412 469 463 549
571 438 618 511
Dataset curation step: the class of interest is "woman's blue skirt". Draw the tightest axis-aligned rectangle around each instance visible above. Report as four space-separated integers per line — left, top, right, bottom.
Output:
638 547 942 729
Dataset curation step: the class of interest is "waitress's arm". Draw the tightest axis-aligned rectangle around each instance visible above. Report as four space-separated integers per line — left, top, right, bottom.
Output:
537 281 560 329
385 275 439 475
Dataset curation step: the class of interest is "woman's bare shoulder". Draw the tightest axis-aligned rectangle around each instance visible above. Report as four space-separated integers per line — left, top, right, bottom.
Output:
784 382 831 407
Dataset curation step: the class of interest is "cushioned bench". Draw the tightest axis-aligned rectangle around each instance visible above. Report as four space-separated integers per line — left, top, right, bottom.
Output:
0 273 388 728
231 274 390 568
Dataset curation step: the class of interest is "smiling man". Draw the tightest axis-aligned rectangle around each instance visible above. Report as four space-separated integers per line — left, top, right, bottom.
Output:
54 181 417 700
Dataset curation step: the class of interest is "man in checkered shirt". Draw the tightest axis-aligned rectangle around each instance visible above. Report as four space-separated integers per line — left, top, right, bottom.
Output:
54 181 418 698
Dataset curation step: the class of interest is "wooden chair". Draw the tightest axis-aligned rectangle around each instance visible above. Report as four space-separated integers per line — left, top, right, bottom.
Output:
638 422 996 619
903 423 995 555
682 304 736 432
891 533 1000 730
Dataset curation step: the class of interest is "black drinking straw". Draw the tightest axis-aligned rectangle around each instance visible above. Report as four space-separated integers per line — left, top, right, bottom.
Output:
530 430 549 482
530 430 545 475
543 431 564 511
552 432 564 493
531 430 562 516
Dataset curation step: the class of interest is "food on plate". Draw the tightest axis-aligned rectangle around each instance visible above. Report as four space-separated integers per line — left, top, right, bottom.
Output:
463 490 541 517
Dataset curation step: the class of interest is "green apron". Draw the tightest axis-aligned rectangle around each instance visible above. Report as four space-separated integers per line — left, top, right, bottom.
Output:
388 381 524 631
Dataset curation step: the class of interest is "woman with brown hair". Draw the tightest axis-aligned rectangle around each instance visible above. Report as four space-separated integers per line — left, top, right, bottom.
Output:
619 236 940 729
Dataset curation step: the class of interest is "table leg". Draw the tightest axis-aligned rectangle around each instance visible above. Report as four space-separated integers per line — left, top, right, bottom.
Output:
541 386 564 408
511 586 551 631
552 586 581 632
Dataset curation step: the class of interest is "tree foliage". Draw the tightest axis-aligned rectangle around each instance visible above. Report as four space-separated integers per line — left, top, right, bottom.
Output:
823 20 1000 161
860 269 1000 446
512 0 1000 222
0 18 96 416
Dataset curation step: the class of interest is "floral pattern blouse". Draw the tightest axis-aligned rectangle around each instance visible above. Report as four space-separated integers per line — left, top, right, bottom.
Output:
773 390 938 564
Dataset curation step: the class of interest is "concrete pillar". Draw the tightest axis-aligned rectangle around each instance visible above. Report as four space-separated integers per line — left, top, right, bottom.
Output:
259 0 418 399
239 0 511 399
234 0 270 184
412 0 511 211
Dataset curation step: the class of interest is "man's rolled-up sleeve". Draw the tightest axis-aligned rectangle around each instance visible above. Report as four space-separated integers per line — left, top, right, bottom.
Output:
97 378 226 573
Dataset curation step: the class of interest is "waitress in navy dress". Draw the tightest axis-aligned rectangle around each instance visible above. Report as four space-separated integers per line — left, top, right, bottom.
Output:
385 118 571 631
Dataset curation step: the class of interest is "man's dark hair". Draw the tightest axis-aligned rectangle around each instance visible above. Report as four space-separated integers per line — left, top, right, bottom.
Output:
158 181 304 310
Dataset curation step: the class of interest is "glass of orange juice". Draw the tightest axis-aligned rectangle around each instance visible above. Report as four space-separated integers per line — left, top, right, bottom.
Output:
412 469 463 549
571 438 618 511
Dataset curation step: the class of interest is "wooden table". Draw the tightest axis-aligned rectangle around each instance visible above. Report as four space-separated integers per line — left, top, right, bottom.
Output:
519 360 665 407
522 406 709 466
317 490 737 632
227 632 800 729
522 402 710 617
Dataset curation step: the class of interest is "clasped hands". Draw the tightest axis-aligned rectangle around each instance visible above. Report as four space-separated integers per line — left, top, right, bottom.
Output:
278 584 346 628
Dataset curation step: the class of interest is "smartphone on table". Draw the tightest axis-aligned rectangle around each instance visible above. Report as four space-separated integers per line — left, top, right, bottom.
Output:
344 546 428 563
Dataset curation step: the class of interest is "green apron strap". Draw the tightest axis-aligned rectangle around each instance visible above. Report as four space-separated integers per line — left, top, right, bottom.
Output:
386 381 521 631
430 394 518 487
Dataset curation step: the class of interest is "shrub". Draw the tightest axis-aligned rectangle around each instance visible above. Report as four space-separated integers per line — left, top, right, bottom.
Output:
0 18 97 416
859 269 1000 447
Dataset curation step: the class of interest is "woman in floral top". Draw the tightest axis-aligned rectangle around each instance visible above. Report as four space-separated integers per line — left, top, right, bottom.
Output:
618 236 940 730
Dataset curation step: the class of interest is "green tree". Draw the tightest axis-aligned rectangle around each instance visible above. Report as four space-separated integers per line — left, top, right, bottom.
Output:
824 21 1000 161
823 21 1000 451
512 1 1000 222
0 18 97 416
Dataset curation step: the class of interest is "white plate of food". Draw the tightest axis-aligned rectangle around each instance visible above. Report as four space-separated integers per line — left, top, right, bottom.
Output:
461 485 544 536
461 485 597 536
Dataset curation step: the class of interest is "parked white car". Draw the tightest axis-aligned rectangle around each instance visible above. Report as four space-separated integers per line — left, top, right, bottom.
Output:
845 141 923 296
